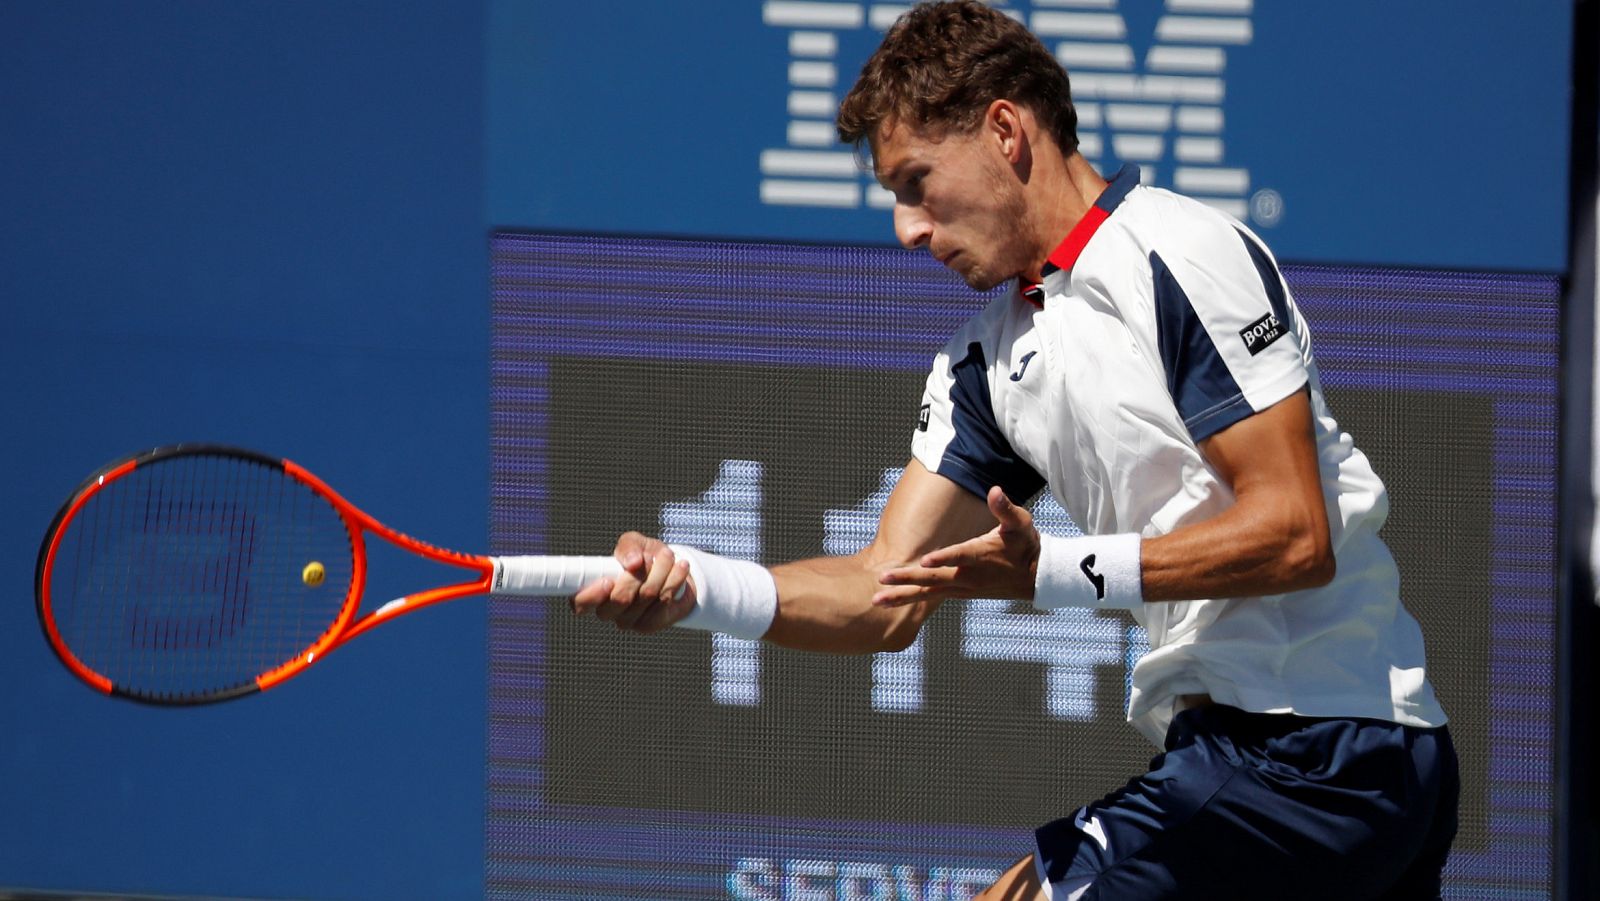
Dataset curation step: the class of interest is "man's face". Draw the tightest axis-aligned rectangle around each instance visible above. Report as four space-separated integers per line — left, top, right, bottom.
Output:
872 119 1030 291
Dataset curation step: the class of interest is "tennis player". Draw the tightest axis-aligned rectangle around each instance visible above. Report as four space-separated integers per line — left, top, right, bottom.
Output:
573 2 1458 897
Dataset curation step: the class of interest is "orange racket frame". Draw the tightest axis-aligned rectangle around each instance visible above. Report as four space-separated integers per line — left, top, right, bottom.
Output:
36 444 619 704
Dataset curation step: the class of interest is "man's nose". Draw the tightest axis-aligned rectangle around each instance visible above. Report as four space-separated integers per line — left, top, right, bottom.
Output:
893 204 931 251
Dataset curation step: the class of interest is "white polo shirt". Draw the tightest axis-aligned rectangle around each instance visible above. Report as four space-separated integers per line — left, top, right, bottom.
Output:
911 165 1447 745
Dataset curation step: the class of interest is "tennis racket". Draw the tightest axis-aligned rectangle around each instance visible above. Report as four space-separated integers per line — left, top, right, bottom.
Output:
35 444 623 705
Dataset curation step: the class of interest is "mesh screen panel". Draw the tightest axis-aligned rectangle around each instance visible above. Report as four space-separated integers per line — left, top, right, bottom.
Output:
488 233 1558 900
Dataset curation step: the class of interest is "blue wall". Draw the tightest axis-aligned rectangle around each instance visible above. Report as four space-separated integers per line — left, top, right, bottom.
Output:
490 0 1572 272
1 3 488 897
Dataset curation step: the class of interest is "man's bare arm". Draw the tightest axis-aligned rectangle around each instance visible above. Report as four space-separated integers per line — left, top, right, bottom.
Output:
571 458 995 652
1140 387 1334 600
765 458 994 653
876 389 1334 605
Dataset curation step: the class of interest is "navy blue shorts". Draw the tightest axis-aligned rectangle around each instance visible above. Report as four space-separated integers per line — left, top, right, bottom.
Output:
1035 704 1459 900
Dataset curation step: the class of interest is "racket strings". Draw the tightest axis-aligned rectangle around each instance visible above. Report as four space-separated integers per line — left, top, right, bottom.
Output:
46 452 356 702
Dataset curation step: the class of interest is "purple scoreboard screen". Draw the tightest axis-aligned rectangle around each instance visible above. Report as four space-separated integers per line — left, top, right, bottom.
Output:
486 232 1558 900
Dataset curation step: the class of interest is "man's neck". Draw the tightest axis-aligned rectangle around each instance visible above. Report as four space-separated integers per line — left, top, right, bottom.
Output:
1021 152 1109 282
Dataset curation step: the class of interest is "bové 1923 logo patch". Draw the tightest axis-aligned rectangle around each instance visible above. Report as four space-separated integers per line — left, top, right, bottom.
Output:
1240 312 1285 356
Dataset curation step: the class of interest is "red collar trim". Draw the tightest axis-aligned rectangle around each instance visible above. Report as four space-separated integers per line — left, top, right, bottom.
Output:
1020 206 1107 308
1045 205 1112 273
1022 164 1141 305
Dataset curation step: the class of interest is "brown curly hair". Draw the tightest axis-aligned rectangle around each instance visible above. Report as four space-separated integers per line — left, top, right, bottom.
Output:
836 1 1079 154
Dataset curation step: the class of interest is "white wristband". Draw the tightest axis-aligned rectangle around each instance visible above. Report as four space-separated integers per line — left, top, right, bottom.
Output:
669 545 778 641
1034 532 1143 610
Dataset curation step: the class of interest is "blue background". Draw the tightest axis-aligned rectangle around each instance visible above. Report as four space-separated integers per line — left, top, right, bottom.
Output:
490 0 1573 272
0 1 1577 899
1 2 487 897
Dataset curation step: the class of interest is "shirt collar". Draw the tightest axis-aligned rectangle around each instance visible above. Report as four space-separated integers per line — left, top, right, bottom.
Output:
1021 163 1141 306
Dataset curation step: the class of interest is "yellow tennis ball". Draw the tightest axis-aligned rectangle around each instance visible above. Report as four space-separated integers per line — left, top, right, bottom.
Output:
302 561 325 587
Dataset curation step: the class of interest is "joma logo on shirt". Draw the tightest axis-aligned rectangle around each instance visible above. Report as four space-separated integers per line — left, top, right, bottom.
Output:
1239 312 1285 356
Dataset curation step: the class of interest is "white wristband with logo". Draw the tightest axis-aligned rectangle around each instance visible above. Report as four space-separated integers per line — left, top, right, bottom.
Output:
1034 532 1143 610
669 545 778 640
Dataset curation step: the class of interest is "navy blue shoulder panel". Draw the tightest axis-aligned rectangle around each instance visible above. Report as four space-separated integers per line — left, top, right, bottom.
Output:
1235 228 1291 326
1150 251 1253 442
940 342 1046 502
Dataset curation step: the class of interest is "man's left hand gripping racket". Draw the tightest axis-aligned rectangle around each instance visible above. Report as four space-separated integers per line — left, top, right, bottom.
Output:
35 444 623 705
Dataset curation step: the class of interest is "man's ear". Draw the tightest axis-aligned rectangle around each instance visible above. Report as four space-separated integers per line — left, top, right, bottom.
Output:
985 99 1027 164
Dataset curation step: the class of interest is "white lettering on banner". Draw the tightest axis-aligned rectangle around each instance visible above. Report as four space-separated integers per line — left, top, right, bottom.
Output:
758 0 1280 226
728 856 1002 901
670 461 1150 716
661 459 767 705
961 600 1126 720
962 492 1141 720
822 468 926 712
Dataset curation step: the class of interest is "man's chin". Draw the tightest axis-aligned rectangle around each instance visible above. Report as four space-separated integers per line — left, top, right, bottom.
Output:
960 269 1006 292
943 255 1012 292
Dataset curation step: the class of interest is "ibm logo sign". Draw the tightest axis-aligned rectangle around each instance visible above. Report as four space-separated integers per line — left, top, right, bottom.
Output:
758 0 1283 227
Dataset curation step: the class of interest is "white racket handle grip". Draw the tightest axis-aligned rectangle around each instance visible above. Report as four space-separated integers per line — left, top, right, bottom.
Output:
489 555 624 596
